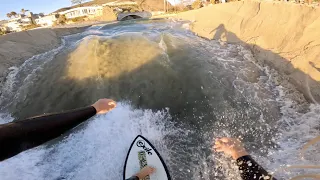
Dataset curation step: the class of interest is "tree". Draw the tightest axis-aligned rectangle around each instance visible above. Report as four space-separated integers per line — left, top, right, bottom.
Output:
21 8 29 15
10 11 18 18
6 13 12 19
71 0 84 6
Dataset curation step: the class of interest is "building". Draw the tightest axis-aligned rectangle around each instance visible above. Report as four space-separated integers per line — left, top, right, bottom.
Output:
6 17 33 32
2 13 36 32
59 6 103 19
35 14 59 27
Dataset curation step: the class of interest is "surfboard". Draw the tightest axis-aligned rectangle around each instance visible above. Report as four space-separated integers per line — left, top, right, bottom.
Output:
123 135 171 180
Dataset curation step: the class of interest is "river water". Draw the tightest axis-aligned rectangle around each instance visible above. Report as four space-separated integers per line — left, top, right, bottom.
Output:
0 20 319 180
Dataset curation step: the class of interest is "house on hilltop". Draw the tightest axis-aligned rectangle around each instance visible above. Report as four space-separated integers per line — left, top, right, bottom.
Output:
35 14 59 27
59 6 103 19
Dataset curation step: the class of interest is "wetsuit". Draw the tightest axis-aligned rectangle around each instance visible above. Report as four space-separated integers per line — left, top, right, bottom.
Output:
126 176 139 180
125 156 277 180
0 106 96 161
237 155 277 180
0 106 275 180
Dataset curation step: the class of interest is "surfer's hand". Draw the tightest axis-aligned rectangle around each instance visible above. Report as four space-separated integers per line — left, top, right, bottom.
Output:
92 99 116 114
213 137 248 160
135 166 156 179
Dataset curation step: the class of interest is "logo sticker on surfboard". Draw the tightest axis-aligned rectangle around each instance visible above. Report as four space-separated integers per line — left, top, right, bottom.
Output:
138 151 150 180
123 135 171 180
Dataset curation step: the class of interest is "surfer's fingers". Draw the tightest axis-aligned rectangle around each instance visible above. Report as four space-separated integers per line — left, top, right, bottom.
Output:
215 139 225 145
214 147 224 152
220 137 230 143
214 140 220 145
108 101 116 107
150 167 156 173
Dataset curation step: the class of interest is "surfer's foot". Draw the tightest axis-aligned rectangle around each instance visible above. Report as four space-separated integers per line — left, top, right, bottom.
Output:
135 166 156 179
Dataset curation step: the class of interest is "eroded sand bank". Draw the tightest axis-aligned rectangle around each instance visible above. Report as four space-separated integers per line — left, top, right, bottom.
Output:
177 1 320 103
0 27 87 86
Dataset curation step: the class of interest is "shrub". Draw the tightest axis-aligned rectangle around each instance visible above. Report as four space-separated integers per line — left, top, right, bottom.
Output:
0 29 6 35
210 0 219 4
71 16 85 23
192 0 203 9
20 24 40 31
56 14 67 25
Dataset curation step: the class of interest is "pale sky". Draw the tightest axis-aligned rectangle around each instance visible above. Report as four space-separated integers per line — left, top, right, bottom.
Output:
0 0 77 20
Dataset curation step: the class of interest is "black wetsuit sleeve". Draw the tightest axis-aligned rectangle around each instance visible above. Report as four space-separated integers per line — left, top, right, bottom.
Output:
237 155 277 180
126 176 139 180
0 106 97 161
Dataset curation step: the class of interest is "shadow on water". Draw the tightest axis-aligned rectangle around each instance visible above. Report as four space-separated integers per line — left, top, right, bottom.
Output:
1 21 318 179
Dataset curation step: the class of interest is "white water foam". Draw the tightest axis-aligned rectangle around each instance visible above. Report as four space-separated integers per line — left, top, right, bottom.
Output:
236 42 320 179
0 103 175 180
266 86 320 178
0 113 14 125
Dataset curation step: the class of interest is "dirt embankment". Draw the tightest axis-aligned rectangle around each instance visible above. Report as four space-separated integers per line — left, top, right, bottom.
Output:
178 1 320 103
0 27 87 85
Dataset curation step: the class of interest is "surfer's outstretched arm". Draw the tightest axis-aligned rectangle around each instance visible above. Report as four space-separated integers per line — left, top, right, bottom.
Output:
214 137 277 180
0 99 116 161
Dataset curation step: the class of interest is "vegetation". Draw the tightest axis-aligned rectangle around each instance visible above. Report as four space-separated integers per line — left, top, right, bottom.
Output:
6 13 12 19
192 0 203 9
56 14 67 25
210 0 220 4
20 24 39 31
6 11 19 19
0 29 8 35
10 11 18 18
6 9 29 19
71 16 85 23
5 11 19 19
20 9 29 15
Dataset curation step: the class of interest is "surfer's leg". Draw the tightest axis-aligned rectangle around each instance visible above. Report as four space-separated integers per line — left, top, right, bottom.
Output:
127 166 156 180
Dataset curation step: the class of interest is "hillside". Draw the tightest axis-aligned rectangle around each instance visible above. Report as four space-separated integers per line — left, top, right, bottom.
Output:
53 0 170 13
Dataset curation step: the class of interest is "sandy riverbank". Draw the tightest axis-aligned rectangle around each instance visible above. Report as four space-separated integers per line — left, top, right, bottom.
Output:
177 1 320 103
0 26 89 86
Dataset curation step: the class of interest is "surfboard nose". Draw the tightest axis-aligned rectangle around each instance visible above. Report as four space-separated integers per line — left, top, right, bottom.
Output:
123 135 171 180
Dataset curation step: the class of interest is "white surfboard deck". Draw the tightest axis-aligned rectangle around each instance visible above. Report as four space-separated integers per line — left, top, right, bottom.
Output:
123 135 171 180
